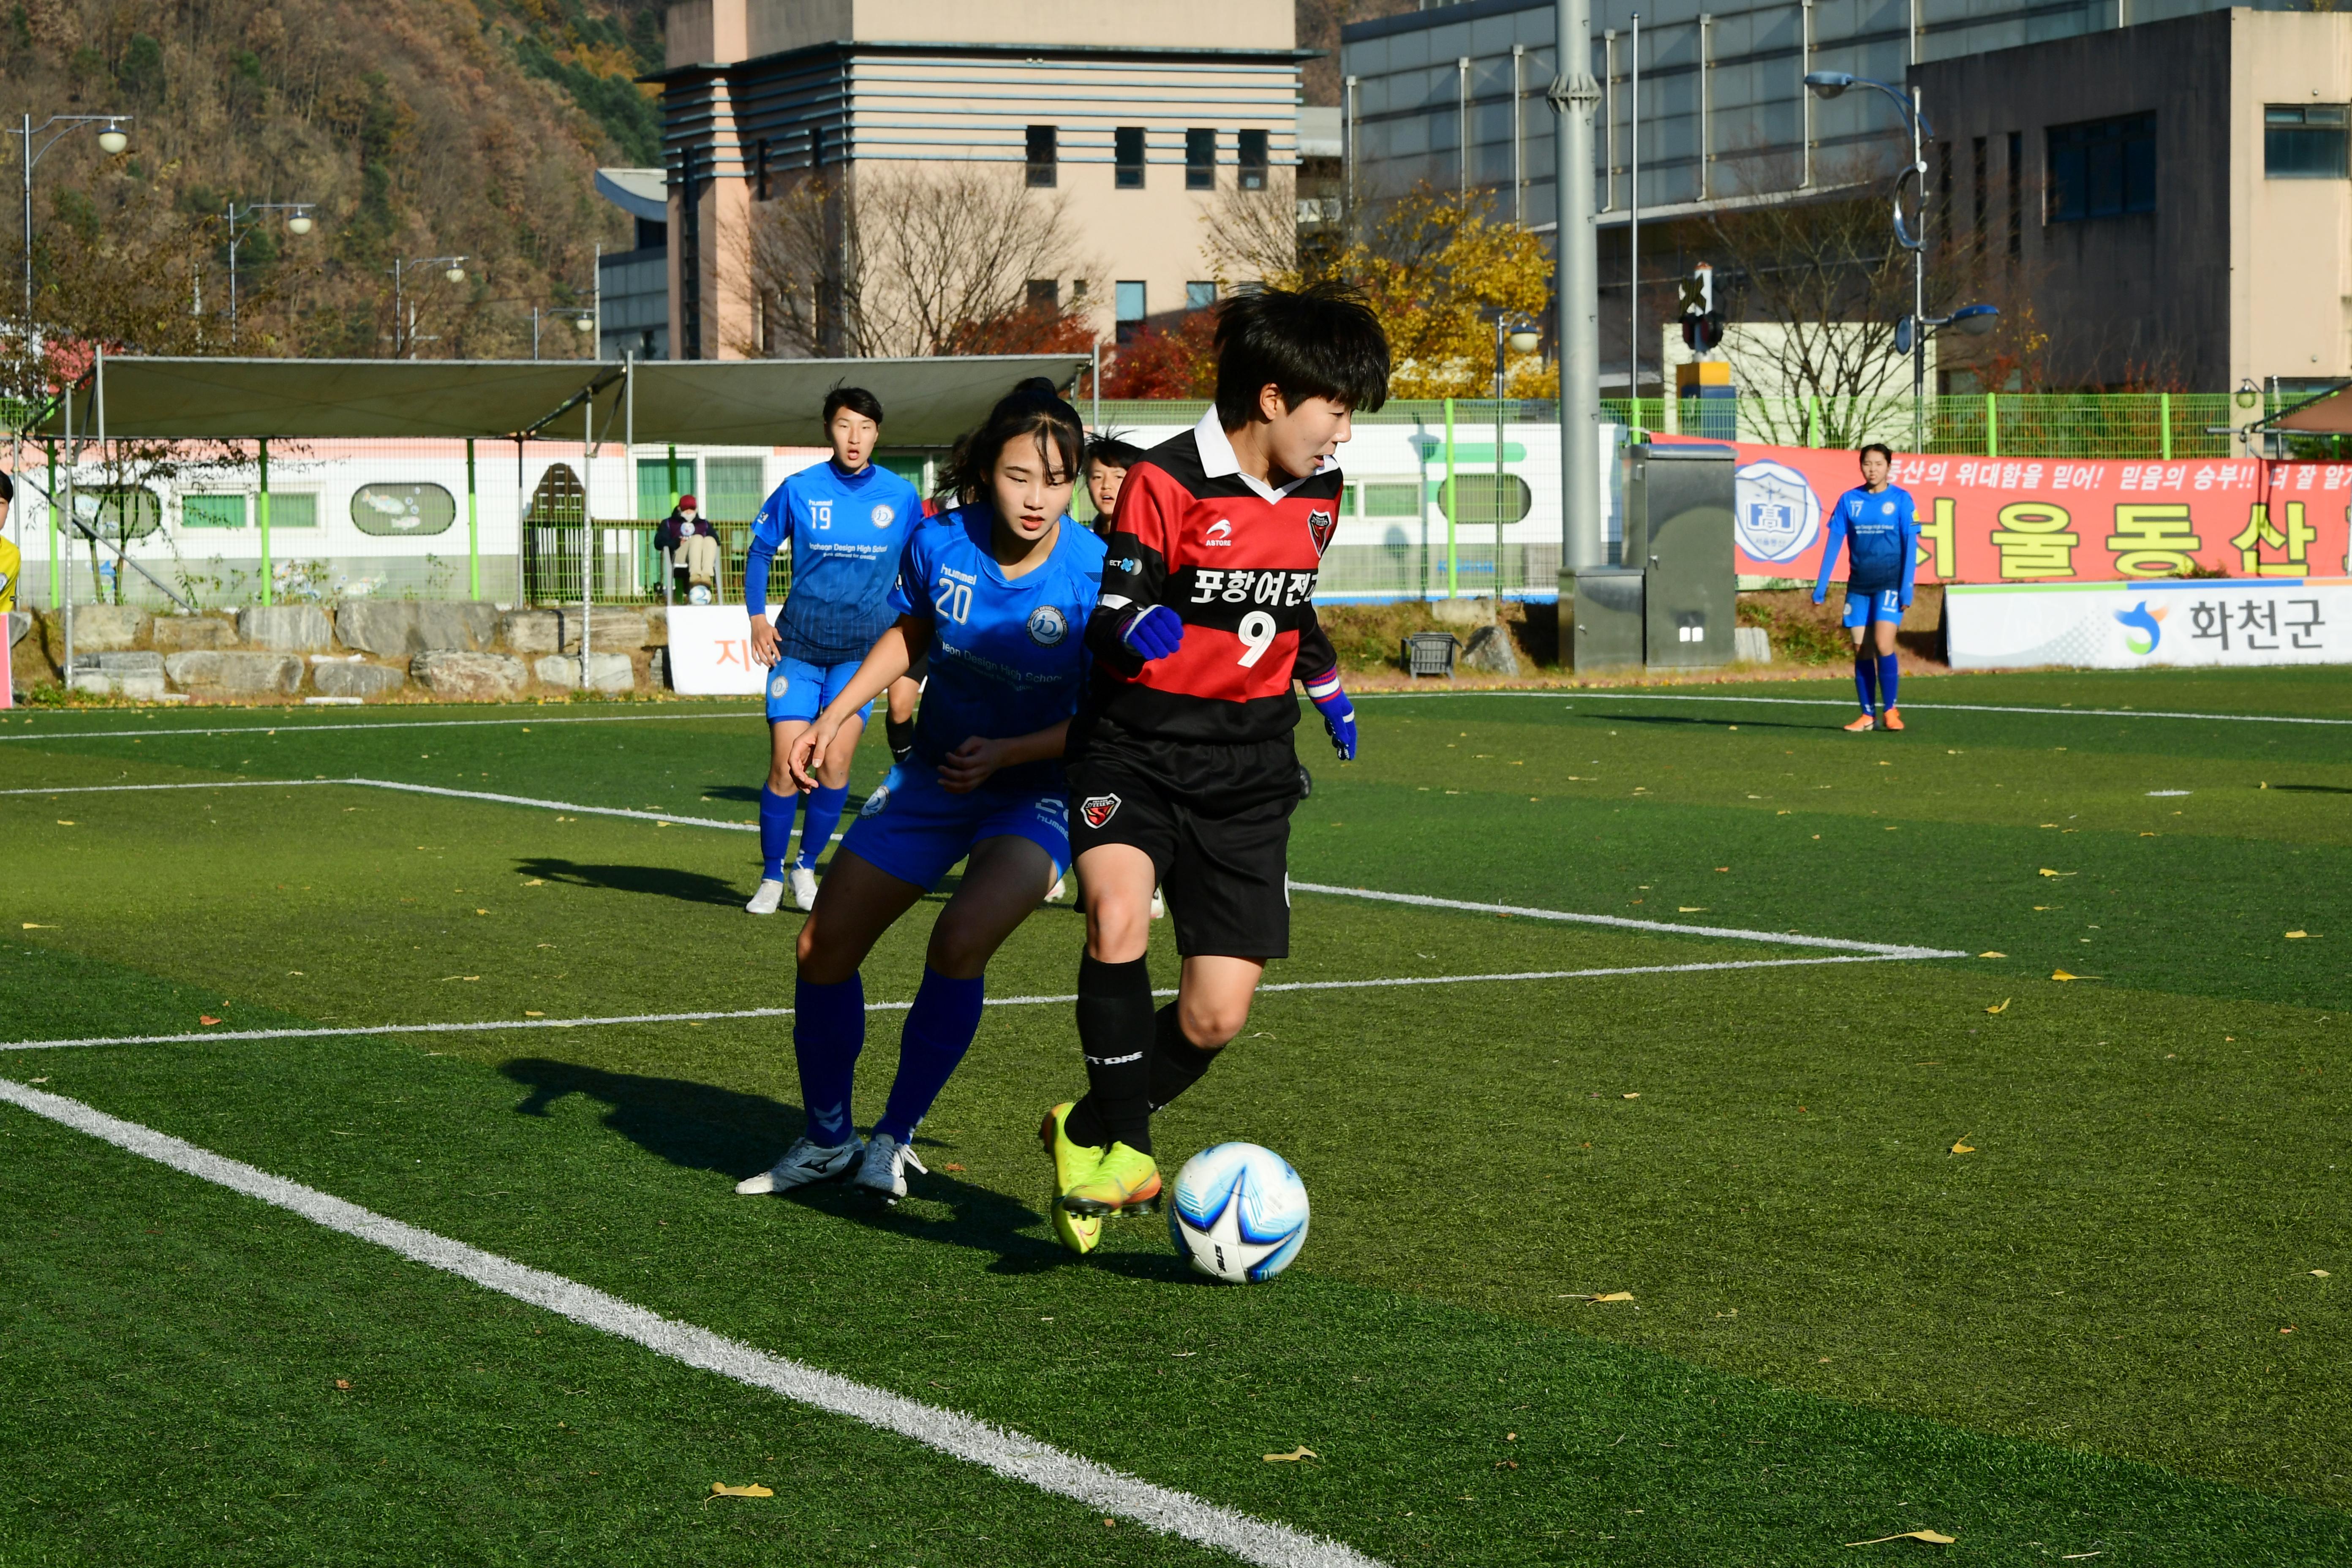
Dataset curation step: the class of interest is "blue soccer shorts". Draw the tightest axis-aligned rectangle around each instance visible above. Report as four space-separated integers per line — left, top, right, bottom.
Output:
764 655 874 725
1842 587 1905 629
839 764 1070 892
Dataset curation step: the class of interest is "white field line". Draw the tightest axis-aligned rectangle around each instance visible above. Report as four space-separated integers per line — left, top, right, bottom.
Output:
0 1078 1384 1568
1288 882 1962 958
0 954 1914 1054
5 775 1960 964
0 709 755 743
1517 692 2352 727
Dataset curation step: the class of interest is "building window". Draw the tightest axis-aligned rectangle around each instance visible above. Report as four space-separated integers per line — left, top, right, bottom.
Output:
351 483 457 537
1115 127 1146 189
1185 128 1216 190
1026 125 1057 188
1238 128 1269 191
809 125 828 172
1185 281 1217 312
2006 131 2023 261
265 492 319 529
2047 114 2154 222
182 493 246 529
1027 278 1059 311
1115 280 1147 344
2266 105 2349 179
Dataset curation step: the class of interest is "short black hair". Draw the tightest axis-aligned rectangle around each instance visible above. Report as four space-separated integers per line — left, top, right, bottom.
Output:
823 385 884 427
1085 435 1147 473
944 376 1085 506
1212 280 1390 430
0 471 13 503
1859 442 1895 465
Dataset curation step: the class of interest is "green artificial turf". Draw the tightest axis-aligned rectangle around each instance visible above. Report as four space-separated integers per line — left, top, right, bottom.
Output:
0 669 2346 1564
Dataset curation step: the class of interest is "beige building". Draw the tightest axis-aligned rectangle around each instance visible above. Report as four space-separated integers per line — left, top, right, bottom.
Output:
1919 8 2352 393
653 0 1308 360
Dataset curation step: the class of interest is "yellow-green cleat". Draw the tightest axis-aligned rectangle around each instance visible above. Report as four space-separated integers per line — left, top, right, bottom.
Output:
1059 1141 1161 1218
1039 1102 1103 1255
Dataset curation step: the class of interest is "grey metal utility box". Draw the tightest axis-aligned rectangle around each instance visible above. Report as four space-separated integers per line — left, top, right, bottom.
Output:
1565 566 1645 672
1625 442 1736 669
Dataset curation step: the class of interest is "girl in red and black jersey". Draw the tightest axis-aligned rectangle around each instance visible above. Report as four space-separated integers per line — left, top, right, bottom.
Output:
1040 282 1390 1250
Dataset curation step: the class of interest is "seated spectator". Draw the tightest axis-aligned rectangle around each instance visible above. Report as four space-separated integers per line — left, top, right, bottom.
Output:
656 494 720 602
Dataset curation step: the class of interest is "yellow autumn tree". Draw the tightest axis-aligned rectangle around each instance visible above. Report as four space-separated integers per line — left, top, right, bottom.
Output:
1267 185 1557 400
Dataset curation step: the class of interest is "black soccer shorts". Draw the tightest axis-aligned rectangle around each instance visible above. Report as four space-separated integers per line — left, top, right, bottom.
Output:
1066 726 1304 960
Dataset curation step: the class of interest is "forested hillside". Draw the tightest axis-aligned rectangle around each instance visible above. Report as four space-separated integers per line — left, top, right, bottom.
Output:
5 0 663 361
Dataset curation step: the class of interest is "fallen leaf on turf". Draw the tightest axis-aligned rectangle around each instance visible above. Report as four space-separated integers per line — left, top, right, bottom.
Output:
1678 906 1708 912
335 1379 351 1390
523 878 545 886
54 819 74 826
28 1076 46 1083
2281 1326 2295 1334
2051 970 2099 982
1844 1530 1957 1547
1985 999 2011 1015
710 1482 772 1497
475 908 489 916
439 976 482 983
525 1010 545 1018
1950 1141 1976 1155
1623 1092 1641 1099
942 1163 965 1172
1495 1459 1519 1469
200 1015 223 1026
1980 952 2006 958
1263 1447 1318 1463
2039 868 2076 878
2286 931 2309 939
1587 1292 1636 1304
2314 1270 2331 1277
22 923 52 929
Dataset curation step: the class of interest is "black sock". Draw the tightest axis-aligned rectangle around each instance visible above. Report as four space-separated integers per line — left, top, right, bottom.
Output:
1148 1003 1220 1112
886 713 916 762
1074 954 1154 1153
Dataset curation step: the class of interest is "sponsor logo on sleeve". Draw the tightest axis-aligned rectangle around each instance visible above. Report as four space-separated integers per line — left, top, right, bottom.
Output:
1080 794 1122 829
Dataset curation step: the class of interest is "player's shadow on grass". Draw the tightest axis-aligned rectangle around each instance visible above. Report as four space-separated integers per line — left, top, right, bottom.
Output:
698 785 763 804
515 857 745 909
498 1056 1069 1271
2273 783 2352 795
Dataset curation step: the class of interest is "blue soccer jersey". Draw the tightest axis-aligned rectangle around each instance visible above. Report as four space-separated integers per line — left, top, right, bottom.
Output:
888 507 1107 794
1814 484 1921 602
746 458 923 665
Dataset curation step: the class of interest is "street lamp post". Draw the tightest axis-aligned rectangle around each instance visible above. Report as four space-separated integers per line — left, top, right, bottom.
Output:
11 113 132 382
1802 71 1997 452
389 254 468 358
531 305 596 360
224 201 315 347
1490 310 1542 597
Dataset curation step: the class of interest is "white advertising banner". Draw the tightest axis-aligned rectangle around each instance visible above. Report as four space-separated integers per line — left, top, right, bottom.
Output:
664 604 779 696
1946 579 2352 670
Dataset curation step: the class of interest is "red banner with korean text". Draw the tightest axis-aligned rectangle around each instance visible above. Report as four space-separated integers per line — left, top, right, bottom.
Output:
1681 439 2352 584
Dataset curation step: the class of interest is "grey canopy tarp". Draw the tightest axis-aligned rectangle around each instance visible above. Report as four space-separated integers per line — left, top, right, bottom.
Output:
20 352 1092 446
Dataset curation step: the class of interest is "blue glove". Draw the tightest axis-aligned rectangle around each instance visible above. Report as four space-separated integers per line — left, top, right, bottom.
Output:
1307 675 1356 761
1119 604 1184 662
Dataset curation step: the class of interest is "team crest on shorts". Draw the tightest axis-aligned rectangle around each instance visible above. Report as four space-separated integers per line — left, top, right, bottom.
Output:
1080 794 1122 829
768 672 789 699
871 504 895 527
1306 508 1337 557
1026 604 1068 646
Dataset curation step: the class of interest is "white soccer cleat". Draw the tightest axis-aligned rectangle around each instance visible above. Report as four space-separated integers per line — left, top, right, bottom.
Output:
849 1130 928 1202
733 1135 866 1194
790 864 819 911
1045 877 1066 903
746 878 785 916
1150 886 1165 920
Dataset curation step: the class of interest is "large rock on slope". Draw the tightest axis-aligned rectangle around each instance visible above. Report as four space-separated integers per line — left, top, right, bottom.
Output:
313 662 408 700
335 601 499 657
163 651 304 696
238 604 335 651
409 649 528 701
535 652 635 692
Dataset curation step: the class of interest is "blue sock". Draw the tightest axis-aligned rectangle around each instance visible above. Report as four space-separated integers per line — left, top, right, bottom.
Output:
1876 652 1900 710
1854 651 1878 713
875 967 986 1145
759 786 798 881
795 784 851 870
792 974 866 1146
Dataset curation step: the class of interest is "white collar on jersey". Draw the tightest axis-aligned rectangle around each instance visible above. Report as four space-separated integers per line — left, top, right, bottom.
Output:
1192 408 1334 505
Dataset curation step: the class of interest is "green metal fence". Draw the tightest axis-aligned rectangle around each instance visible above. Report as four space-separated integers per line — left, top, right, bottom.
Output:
1092 394 2302 460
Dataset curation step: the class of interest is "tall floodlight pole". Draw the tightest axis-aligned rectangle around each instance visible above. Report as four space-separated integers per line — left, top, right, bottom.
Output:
14 114 131 394
1550 0 1604 643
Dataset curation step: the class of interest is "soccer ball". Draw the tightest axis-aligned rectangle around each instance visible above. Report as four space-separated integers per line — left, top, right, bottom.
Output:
687 583 713 605
1166 1143 1309 1284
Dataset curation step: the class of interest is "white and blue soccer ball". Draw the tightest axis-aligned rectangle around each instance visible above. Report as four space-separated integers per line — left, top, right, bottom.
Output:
1166 1143 1309 1284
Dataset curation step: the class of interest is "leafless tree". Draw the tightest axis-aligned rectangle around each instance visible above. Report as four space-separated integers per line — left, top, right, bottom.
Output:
739 165 1098 359
1203 171 1303 285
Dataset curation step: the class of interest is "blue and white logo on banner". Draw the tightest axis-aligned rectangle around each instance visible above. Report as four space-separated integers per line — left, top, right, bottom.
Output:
1734 460 1821 564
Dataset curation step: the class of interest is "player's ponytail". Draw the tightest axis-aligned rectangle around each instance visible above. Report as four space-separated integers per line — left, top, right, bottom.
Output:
943 377 1086 506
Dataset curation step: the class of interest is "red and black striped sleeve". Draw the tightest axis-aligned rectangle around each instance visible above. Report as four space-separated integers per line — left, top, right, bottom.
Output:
1082 458 1183 678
